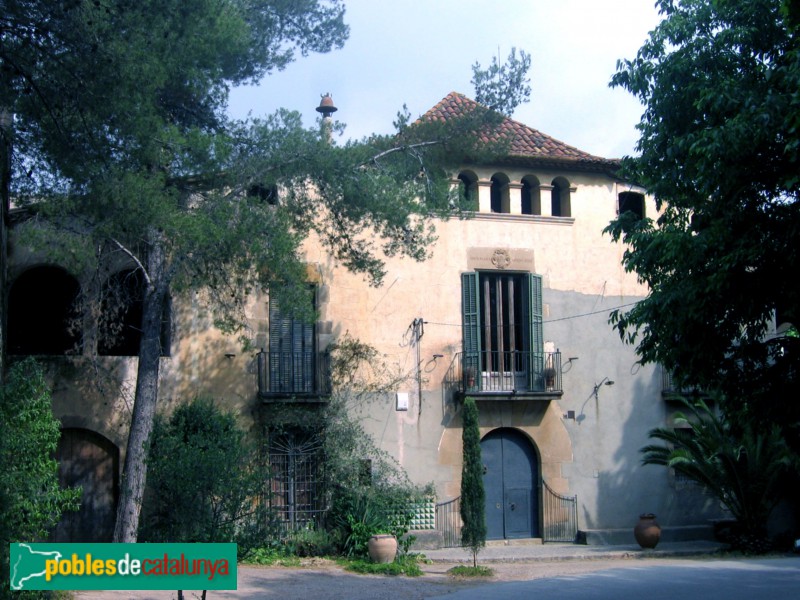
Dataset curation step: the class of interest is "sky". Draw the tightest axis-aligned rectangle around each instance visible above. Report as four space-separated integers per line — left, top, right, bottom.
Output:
227 0 662 159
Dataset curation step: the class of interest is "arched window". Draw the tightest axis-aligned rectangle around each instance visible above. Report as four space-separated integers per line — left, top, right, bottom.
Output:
7 266 83 355
551 177 571 217
457 171 478 209
618 191 645 219
98 269 171 356
491 173 510 213
521 175 541 215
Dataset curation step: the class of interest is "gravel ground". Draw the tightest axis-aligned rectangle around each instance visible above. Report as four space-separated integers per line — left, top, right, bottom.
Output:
72 556 693 600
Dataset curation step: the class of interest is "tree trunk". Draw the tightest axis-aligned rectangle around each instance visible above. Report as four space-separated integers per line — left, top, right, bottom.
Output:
113 233 168 543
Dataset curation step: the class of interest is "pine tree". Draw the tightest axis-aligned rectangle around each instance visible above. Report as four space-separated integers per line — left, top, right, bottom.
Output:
2 1 532 541
460 396 485 567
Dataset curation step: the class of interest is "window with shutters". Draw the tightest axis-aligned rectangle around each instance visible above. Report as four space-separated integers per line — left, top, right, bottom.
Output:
461 271 547 393
267 291 317 395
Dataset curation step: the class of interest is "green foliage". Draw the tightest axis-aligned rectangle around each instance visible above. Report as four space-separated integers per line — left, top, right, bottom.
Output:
641 397 798 550
4 1 533 542
329 484 422 558
341 554 423 577
607 0 800 449
459 397 486 568
447 565 494 578
0 359 81 600
242 547 302 567
471 47 532 116
280 527 338 558
138 398 275 556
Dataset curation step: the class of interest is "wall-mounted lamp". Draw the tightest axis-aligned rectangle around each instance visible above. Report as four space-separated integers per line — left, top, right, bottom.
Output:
562 356 579 373
592 377 615 398
424 354 445 374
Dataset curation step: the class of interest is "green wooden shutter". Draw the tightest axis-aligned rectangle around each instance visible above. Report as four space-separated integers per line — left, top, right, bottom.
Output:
461 272 481 390
269 294 315 393
524 273 544 389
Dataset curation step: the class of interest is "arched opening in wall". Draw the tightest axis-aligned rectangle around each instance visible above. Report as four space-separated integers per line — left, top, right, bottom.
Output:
457 171 478 210
521 175 541 215
618 191 645 219
7 266 82 355
490 173 510 213
98 269 171 356
52 428 119 542
551 177 571 217
480 428 540 539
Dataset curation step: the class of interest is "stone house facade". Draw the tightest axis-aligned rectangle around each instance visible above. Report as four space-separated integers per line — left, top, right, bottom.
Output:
0 92 725 544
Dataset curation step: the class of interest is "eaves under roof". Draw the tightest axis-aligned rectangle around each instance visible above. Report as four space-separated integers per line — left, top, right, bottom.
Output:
421 92 621 173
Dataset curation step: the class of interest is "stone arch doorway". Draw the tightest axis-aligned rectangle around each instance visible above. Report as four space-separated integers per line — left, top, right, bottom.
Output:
52 428 119 542
481 427 540 540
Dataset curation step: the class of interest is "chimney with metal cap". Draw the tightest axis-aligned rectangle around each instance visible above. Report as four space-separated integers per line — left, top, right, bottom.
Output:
316 93 337 144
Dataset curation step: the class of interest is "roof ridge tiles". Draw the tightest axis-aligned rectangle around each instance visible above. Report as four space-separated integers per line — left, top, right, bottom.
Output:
420 91 618 168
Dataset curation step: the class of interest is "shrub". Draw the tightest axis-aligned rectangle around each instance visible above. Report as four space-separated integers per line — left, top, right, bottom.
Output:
641 397 798 552
139 398 276 558
0 358 80 600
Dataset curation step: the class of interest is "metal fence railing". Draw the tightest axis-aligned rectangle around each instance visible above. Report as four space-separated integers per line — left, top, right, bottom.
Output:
542 481 578 543
437 483 579 547
435 496 462 548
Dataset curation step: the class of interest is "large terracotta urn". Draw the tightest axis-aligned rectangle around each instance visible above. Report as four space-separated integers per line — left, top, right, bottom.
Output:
368 534 398 563
634 513 661 549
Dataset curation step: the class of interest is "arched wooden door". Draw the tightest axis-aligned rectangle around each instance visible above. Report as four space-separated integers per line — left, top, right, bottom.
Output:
52 429 119 542
481 428 540 539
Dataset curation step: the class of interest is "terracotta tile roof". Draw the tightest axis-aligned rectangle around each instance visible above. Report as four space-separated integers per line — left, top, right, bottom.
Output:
421 92 619 170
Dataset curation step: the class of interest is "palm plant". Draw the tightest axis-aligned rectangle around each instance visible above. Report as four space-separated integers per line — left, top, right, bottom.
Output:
641 398 796 549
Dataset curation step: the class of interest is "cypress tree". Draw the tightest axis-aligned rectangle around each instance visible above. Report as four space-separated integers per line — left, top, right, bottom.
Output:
460 396 486 567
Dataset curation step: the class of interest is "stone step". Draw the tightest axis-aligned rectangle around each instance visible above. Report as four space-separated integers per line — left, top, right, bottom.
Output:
486 538 543 547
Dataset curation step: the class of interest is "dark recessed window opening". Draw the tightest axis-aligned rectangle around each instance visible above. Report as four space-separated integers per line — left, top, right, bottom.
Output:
98 269 171 357
490 174 510 213
551 177 571 217
521 176 541 215
248 183 278 205
457 171 478 209
8 266 83 355
618 191 645 219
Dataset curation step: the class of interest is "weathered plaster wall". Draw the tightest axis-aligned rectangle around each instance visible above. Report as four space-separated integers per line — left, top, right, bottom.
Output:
5 162 724 541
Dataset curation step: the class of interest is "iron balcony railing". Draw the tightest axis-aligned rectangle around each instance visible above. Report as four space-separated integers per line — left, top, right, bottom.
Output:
661 367 705 398
257 350 331 399
445 350 562 396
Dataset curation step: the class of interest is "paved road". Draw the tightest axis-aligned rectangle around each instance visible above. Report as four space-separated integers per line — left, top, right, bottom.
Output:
437 556 800 600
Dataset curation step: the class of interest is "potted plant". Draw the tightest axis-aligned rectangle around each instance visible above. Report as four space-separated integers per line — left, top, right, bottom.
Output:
544 367 556 391
465 366 477 390
634 513 661 549
367 534 398 563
